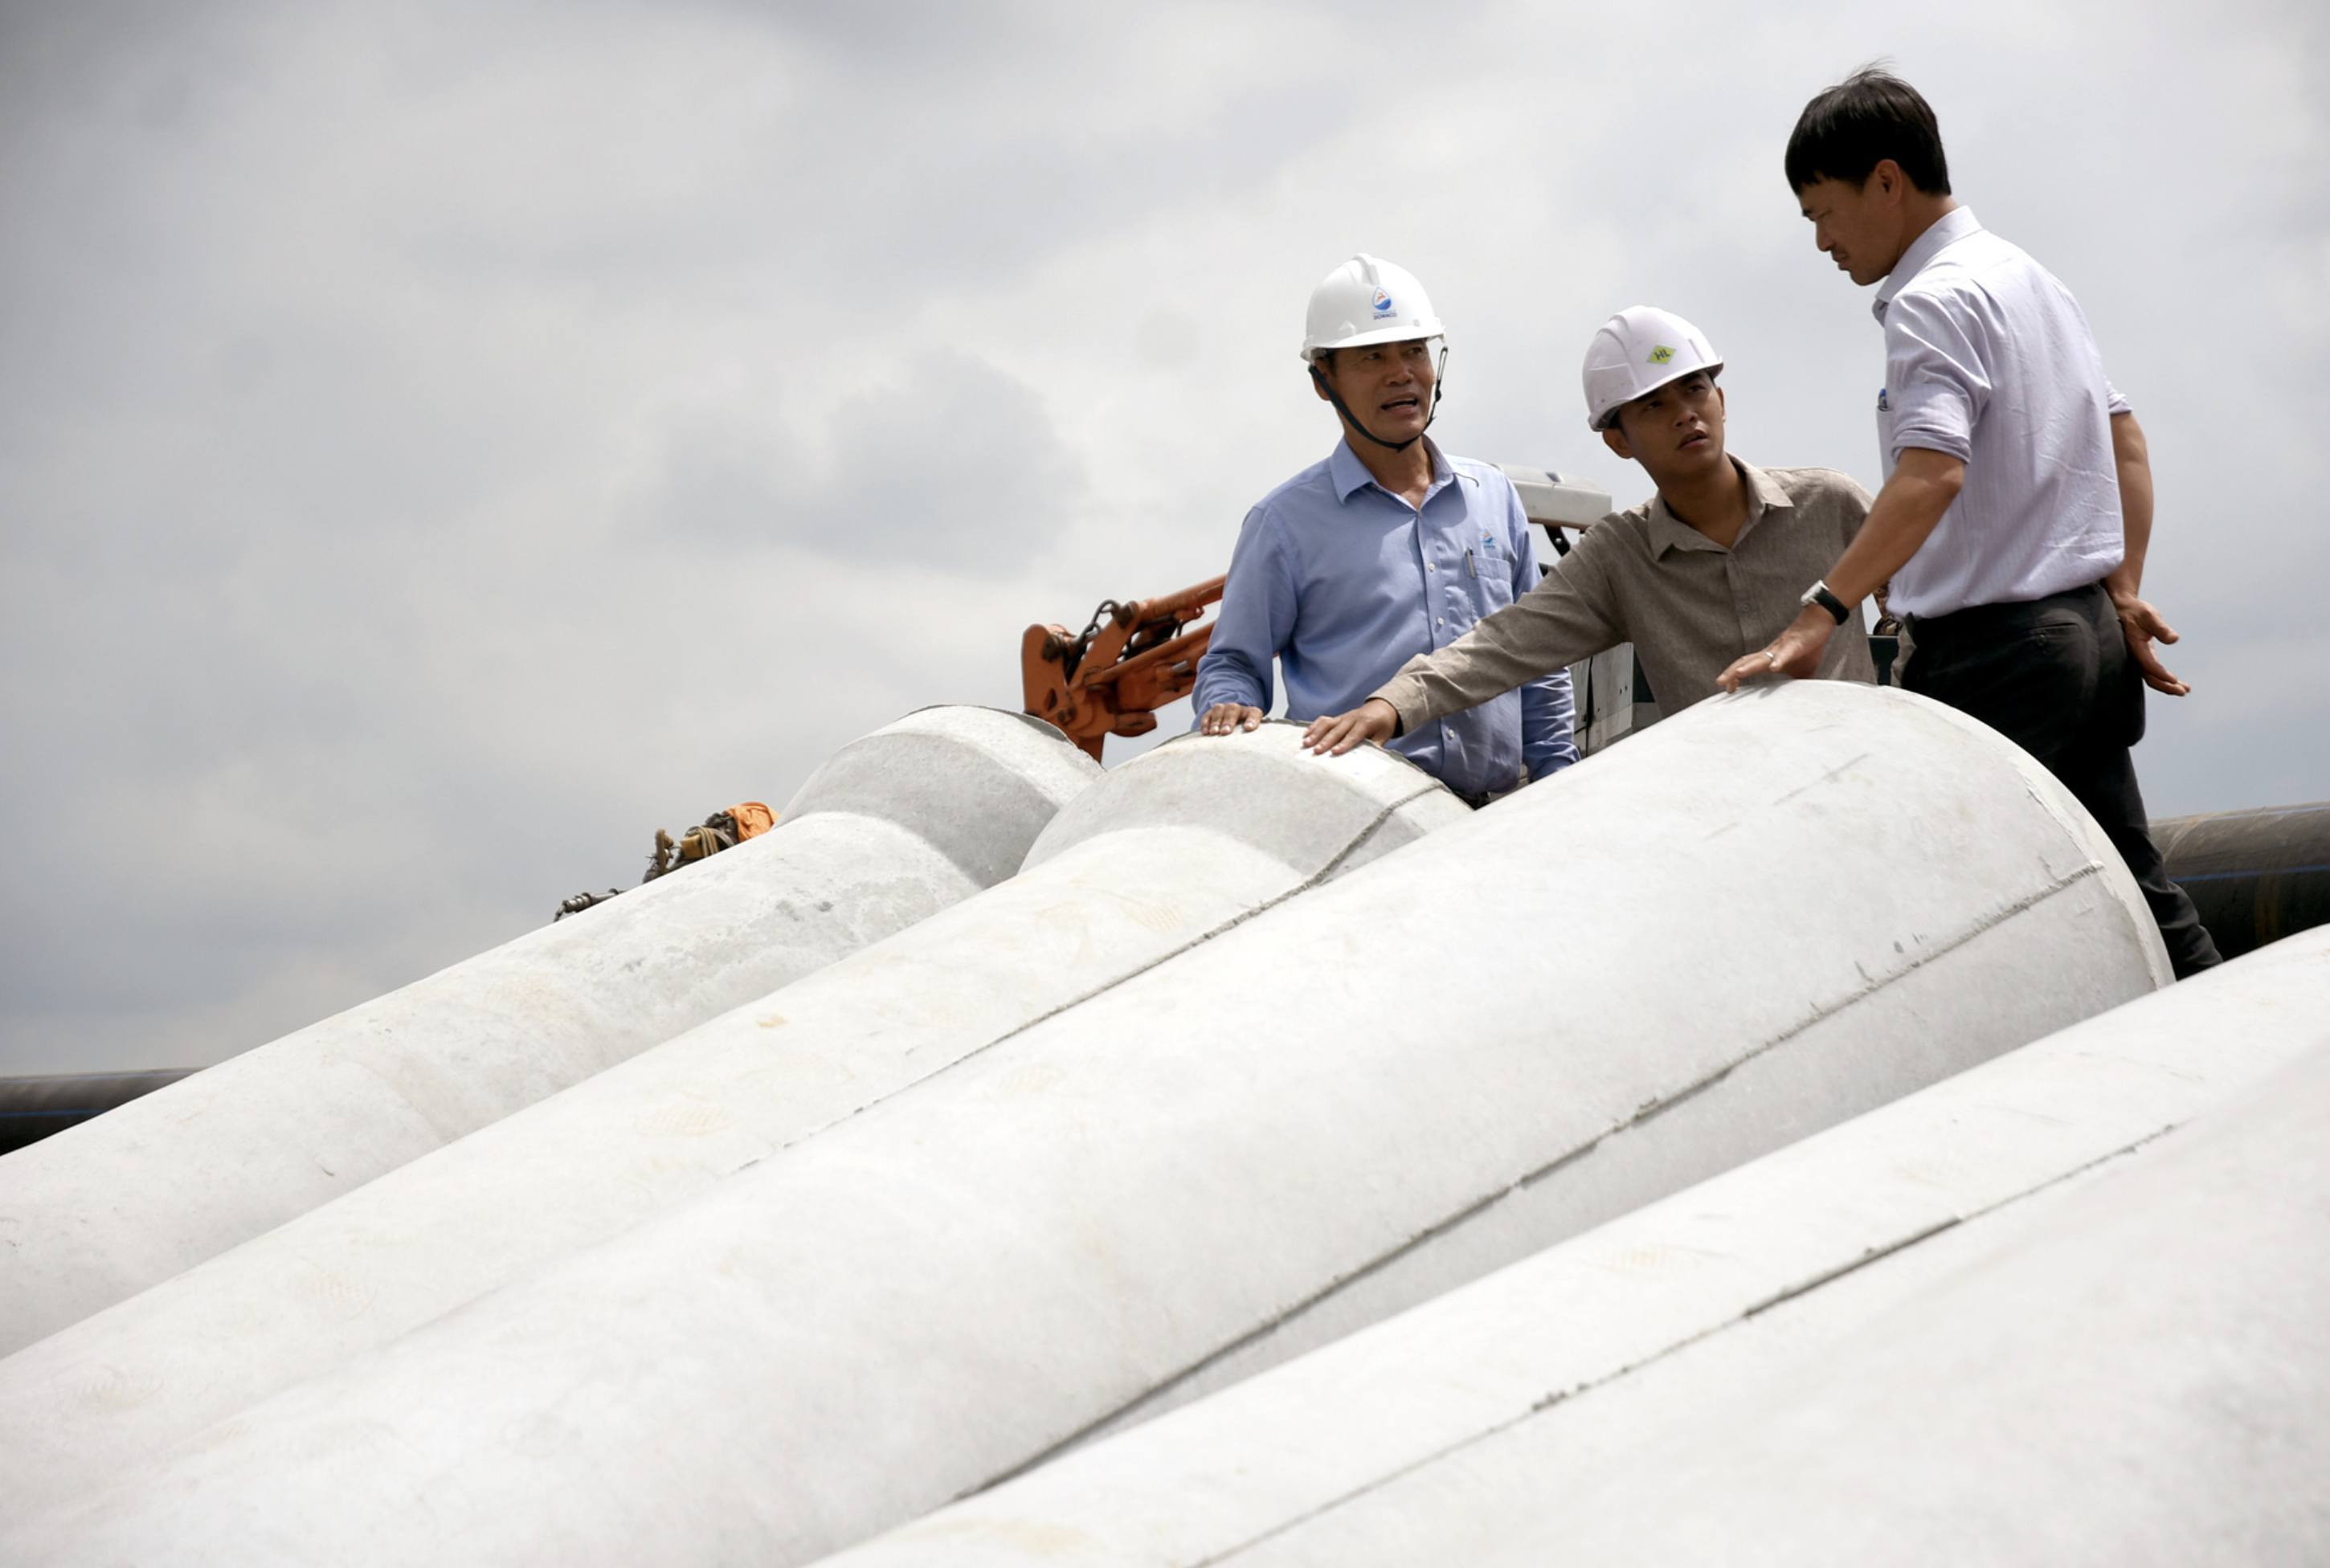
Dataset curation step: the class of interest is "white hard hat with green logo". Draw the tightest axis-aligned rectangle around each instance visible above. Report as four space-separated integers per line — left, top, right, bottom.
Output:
1582 305 1723 431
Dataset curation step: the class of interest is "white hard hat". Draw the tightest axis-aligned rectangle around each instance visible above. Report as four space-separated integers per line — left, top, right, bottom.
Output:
1581 305 1722 431
1300 254 1445 363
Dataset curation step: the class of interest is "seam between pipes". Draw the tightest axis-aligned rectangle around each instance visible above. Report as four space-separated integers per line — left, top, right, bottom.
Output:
740 783 1446 1164
1177 1122 2181 1566
979 860 2106 1490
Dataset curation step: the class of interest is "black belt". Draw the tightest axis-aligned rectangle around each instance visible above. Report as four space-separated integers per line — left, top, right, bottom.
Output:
1903 579 2109 650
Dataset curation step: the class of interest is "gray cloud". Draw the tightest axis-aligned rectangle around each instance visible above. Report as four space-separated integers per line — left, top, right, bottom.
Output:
636 350 1085 570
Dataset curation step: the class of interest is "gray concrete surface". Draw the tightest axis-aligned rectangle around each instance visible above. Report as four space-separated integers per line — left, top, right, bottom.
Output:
2 683 2171 1565
0 705 1098 1357
0 722 1461 1522
816 926 2330 1567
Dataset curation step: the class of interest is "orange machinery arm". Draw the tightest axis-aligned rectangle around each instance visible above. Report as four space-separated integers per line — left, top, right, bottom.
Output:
1021 575 1226 762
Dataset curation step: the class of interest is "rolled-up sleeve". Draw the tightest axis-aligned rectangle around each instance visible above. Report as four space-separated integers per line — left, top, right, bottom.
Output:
2105 378 2132 419
1376 536 1623 742
1885 288 1992 465
1191 504 1293 720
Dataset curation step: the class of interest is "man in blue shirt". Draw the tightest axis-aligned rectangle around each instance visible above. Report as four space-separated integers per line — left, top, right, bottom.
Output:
1195 255 1577 802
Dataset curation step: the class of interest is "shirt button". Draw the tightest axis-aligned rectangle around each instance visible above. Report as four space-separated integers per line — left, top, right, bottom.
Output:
1428 564 1437 572
1437 618 1445 626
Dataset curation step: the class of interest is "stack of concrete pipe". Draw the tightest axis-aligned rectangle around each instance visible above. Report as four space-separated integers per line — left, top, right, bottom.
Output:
0 705 1100 1356
0 682 2172 1566
0 721 1465 1525
824 926 2330 1567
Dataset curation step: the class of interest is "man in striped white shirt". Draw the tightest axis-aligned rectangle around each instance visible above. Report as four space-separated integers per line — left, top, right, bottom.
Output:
1721 68 2218 976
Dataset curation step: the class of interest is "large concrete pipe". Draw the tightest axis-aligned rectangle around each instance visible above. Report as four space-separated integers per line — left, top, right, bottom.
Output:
2 683 2170 1567
0 724 1464 1523
0 707 1098 1358
1474 1040 2330 1567
2157 799 2330 959
812 925 2330 1568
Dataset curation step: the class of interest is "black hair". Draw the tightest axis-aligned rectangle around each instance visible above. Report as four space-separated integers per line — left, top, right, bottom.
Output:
1784 67 1951 196
1602 366 1722 433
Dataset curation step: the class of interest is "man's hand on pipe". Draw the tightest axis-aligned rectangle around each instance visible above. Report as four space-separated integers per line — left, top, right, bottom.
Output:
1718 448 1967 695
2112 596 2191 697
1718 606 1834 692
1302 697 1399 756
1200 703 1265 736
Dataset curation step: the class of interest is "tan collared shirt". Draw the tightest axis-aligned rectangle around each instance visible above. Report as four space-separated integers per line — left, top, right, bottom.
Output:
1376 460 1876 733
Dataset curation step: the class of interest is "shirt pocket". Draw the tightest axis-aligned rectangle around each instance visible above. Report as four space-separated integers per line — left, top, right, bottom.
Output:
1468 536 1514 609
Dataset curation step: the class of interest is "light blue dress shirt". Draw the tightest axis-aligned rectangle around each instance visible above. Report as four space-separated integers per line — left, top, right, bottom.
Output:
1193 438 1577 798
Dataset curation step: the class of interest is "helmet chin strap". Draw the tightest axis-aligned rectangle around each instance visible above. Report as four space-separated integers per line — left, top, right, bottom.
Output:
1310 345 1449 453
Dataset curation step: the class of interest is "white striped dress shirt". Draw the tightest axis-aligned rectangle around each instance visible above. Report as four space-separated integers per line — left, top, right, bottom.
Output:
1875 207 2130 619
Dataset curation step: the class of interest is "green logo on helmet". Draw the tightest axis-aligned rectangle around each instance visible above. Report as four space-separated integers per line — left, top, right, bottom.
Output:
1648 345 1675 365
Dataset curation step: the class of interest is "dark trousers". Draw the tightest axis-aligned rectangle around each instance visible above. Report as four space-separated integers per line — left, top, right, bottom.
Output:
1905 581 2221 979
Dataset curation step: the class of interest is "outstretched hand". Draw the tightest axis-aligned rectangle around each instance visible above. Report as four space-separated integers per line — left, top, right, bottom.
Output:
2114 597 2190 697
1200 702 1266 736
1716 605 1835 693
1302 697 1399 757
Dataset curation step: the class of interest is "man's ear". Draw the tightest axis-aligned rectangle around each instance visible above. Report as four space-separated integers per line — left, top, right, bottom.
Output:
1870 159 1904 206
1309 363 1335 402
1600 425 1633 462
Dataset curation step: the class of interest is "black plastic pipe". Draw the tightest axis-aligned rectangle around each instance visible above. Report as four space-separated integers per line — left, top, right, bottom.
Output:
0 1069 198 1158
2155 801 2330 962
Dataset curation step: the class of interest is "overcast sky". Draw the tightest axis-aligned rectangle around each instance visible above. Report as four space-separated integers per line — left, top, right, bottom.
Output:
3 0 2325 1075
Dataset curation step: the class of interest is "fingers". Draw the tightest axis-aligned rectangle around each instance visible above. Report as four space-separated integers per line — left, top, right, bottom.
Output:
1327 713 1376 755
2128 638 2191 697
1720 609 1835 692
1302 702 1396 756
1717 645 1788 693
2117 598 2181 646
1772 638 1821 679
2117 603 2192 696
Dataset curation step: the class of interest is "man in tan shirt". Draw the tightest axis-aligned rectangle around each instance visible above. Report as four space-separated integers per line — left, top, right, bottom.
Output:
1302 306 1876 764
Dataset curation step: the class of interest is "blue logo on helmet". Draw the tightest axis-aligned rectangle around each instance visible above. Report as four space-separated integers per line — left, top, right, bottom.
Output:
1371 288 1394 317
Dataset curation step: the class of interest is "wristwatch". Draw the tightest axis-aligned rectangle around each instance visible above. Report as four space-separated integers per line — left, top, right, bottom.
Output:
1800 579 1851 625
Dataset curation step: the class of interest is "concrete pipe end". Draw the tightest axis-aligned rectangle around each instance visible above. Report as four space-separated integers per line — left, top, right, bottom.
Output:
1020 722 1462 880
782 706 1105 889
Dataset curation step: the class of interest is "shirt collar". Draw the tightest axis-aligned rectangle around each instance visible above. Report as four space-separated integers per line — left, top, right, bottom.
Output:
1646 458 1791 557
1873 206 1982 323
1328 434 1454 504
